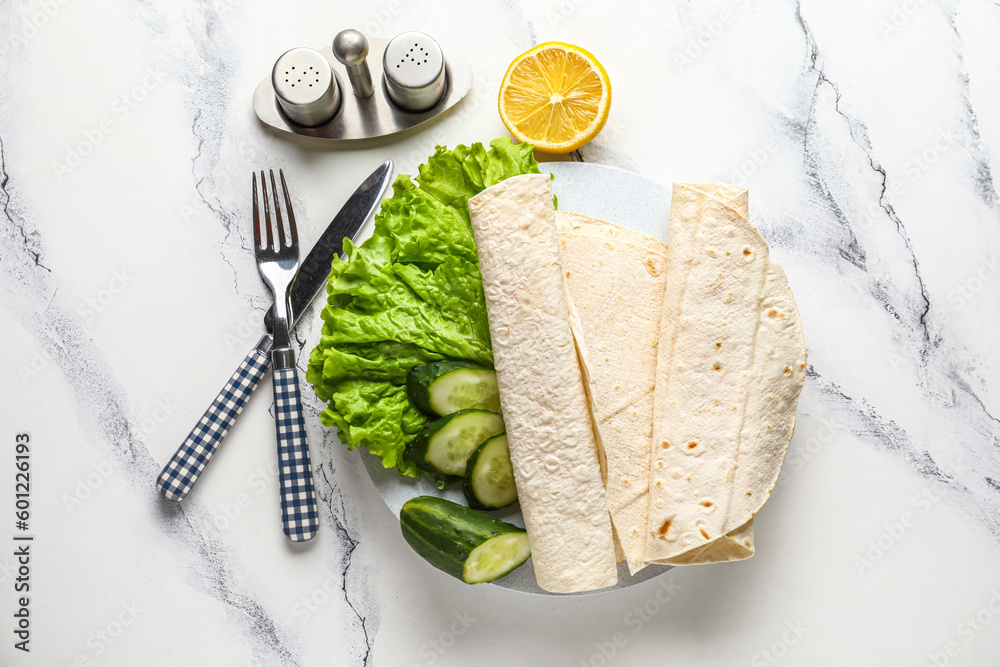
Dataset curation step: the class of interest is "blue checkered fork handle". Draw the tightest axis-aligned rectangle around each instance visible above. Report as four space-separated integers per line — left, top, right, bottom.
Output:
272 367 319 542
156 348 270 501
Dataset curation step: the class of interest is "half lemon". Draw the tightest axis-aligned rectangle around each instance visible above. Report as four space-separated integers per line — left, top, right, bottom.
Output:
498 42 612 154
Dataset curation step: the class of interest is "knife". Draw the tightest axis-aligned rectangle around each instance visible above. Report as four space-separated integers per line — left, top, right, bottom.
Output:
156 159 393 502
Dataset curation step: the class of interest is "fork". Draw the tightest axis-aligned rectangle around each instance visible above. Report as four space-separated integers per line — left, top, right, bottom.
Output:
253 169 319 542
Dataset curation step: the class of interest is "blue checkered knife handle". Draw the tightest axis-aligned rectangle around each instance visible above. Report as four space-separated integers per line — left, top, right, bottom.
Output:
272 366 319 541
156 344 271 501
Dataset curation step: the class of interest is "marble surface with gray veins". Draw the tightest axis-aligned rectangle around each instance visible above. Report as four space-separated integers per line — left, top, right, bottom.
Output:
2 1 1000 665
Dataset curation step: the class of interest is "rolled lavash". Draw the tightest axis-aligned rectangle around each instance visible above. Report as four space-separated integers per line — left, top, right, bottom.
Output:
468 174 618 593
556 211 755 572
644 183 806 563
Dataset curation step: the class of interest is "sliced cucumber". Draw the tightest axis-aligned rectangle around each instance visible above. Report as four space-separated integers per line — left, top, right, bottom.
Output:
406 410 505 476
400 496 530 584
464 532 532 584
464 433 518 509
407 361 501 416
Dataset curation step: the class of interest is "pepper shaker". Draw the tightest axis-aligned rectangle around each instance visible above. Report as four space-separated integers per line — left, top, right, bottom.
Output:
382 32 448 112
271 47 341 127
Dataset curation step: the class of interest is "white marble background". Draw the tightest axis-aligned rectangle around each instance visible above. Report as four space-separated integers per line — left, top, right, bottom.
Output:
2 0 1000 665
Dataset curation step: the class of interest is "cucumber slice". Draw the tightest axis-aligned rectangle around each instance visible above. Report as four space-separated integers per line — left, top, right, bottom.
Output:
407 361 501 416
406 410 505 476
400 496 530 584
464 433 518 509
464 532 532 584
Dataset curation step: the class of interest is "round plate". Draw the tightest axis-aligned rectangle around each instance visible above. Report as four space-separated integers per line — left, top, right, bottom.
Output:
360 161 672 595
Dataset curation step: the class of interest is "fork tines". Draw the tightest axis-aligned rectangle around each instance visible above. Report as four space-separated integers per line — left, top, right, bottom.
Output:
252 169 298 251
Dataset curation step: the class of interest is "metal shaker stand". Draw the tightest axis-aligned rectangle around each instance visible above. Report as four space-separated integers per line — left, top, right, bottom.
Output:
252 30 473 143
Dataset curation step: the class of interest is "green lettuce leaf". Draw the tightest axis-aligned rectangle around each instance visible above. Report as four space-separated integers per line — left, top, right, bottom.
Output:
307 137 542 477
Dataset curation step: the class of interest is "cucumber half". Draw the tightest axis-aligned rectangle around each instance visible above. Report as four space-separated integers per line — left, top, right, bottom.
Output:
400 496 531 584
464 433 518 509
407 361 501 416
406 410 505 476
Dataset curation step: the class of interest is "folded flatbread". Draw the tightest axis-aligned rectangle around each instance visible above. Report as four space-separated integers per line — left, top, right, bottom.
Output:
644 184 806 562
468 174 618 593
557 211 755 572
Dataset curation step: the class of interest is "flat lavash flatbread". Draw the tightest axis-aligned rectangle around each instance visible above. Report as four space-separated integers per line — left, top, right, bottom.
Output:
468 174 618 593
556 211 755 573
644 183 806 563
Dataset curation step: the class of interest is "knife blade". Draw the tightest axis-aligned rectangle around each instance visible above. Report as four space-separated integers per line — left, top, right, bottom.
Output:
263 159 392 336
156 159 393 502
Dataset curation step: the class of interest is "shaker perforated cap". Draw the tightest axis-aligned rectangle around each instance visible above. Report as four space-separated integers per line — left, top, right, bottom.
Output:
271 47 341 127
382 32 447 112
